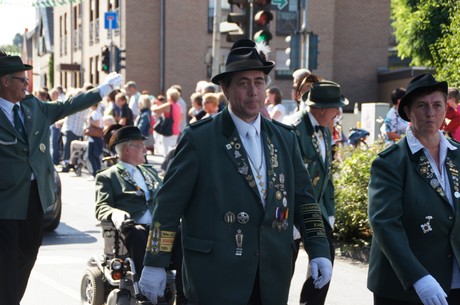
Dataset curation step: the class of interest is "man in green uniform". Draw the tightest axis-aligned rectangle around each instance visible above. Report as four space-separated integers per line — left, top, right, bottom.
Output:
139 39 332 305
0 51 122 305
289 81 348 305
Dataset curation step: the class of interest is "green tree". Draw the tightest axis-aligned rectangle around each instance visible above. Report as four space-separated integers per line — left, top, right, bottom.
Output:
391 0 452 66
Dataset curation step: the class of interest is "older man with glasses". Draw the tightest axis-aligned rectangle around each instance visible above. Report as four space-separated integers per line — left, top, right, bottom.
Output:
0 50 122 305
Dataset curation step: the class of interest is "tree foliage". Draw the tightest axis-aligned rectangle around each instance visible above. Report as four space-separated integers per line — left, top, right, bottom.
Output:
391 0 452 66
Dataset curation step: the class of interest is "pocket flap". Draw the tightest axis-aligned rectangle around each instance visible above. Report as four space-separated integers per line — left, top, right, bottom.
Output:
183 236 213 253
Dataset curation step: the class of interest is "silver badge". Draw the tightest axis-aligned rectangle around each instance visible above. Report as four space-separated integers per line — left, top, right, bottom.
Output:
224 211 236 224
234 150 241 158
237 212 249 224
235 229 243 256
420 216 433 234
226 144 232 150
455 192 460 199
430 179 439 188
39 143 46 152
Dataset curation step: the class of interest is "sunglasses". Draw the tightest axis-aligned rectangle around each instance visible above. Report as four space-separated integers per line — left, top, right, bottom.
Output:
11 76 30 84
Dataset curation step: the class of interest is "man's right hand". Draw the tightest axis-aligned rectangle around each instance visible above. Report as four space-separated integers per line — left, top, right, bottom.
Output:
413 275 448 305
139 266 166 305
111 210 130 230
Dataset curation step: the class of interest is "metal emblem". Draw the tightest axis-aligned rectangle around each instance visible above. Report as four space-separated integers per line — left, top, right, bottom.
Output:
234 150 241 158
430 179 439 188
275 191 282 200
235 229 243 256
420 216 433 234
226 144 232 150
455 192 460 199
224 211 236 224
237 212 249 224
238 165 248 175
39 143 46 152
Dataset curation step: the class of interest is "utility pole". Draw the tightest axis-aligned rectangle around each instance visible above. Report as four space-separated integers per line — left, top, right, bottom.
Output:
300 0 309 69
211 0 221 78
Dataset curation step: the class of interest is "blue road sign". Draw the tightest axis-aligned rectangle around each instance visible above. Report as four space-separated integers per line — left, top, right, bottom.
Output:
104 11 119 30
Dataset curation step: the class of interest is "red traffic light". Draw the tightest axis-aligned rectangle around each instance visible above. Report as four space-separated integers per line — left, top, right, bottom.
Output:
254 10 273 27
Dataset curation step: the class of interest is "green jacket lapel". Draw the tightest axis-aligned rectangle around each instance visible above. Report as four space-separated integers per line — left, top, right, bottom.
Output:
221 109 262 202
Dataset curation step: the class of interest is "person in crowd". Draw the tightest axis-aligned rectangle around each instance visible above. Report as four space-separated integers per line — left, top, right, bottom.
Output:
443 87 460 141
138 39 332 305
368 73 460 305
104 89 121 122
292 68 321 112
49 87 63 165
151 87 182 157
0 51 122 305
115 92 134 126
125 80 140 119
135 94 154 153
265 86 285 122
383 87 408 146
170 84 187 131
289 81 347 305
59 88 90 172
201 92 220 119
187 92 203 121
86 103 104 180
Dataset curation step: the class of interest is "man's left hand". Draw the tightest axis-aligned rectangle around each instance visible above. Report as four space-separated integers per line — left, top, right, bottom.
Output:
309 257 332 289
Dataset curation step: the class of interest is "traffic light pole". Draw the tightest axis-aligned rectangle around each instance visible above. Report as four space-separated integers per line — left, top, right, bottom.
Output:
300 0 309 69
248 0 254 39
109 22 114 73
211 0 221 78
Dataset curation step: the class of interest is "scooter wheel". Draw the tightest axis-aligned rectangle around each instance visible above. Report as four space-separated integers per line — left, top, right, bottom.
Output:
81 267 105 305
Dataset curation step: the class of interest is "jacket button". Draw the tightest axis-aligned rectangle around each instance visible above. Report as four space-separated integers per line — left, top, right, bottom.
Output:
449 216 454 221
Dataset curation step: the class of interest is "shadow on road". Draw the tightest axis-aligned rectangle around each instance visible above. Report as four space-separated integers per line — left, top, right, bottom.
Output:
42 222 99 246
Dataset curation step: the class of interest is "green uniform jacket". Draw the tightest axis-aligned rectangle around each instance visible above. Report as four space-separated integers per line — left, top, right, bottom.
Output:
144 108 330 305
290 109 335 228
95 163 162 222
368 138 460 302
0 89 102 220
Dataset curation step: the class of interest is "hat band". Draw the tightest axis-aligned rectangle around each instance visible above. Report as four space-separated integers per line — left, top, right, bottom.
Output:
225 59 265 71
309 96 342 103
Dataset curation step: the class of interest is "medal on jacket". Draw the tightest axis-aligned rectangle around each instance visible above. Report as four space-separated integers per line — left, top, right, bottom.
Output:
235 229 244 256
420 216 433 234
272 207 289 231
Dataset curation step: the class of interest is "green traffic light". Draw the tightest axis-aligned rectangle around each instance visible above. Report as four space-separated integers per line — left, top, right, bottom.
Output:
254 30 272 43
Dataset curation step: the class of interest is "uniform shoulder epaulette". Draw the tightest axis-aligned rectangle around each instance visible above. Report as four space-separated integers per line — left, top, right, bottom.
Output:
272 119 294 131
189 116 213 128
378 143 399 157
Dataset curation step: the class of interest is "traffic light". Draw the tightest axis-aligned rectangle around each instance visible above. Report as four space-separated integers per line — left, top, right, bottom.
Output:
114 46 126 73
101 46 110 73
227 0 250 42
308 32 319 70
285 33 300 71
253 0 273 44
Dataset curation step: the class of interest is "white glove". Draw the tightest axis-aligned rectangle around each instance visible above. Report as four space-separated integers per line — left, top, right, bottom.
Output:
139 266 166 304
413 275 448 305
111 209 130 230
98 72 123 97
328 216 335 228
309 257 333 289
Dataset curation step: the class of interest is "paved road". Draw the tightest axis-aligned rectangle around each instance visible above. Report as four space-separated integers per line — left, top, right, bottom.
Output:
21 154 373 304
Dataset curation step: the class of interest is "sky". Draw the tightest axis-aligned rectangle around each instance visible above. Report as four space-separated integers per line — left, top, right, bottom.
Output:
0 4 37 46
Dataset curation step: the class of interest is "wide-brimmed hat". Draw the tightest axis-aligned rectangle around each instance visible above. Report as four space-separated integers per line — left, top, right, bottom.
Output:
103 124 123 146
108 126 146 150
398 73 448 121
0 54 33 76
211 39 275 84
302 81 349 108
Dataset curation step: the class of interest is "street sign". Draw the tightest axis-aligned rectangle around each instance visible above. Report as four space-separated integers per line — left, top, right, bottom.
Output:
104 11 119 30
272 0 288 11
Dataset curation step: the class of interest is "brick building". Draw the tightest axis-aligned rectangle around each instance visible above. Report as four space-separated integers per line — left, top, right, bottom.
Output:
30 0 392 111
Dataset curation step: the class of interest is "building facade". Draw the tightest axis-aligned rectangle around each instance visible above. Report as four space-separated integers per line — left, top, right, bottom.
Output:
31 0 391 111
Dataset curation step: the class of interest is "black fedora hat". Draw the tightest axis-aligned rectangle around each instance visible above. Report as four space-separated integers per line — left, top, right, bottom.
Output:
302 81 349 108
211 39 275 84
109 126 146 150
0 53 33 76
398 73 448 121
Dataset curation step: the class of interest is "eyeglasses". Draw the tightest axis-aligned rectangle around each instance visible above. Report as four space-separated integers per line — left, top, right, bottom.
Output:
128 143 145 149
11 76 30 84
